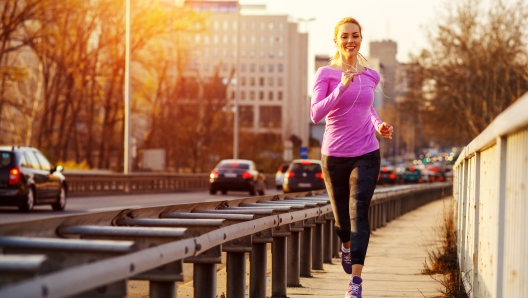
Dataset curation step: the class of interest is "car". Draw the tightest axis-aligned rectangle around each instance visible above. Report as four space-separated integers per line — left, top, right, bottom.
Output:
378 166 402 185
401 166 423 183
282 159 325 193
209 159 263 196
275 162 290 190
0 145 67 212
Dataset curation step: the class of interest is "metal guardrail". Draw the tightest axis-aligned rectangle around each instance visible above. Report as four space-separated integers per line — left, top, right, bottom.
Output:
453 91 528 298
0 183 450 298
64 172 276 197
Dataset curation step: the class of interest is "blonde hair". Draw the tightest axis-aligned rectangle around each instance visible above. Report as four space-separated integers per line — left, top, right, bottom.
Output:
331 17 367 64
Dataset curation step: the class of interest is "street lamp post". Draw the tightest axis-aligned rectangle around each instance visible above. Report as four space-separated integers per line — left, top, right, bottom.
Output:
233 1 240 159
124 0 131 174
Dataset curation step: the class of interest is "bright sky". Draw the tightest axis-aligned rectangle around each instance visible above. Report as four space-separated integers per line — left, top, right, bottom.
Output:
240 0 446 61
239 0 449 93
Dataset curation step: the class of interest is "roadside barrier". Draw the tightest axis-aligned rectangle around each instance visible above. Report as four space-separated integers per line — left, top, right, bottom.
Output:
453 91 528 298
0 183 450 298
64 173 276 197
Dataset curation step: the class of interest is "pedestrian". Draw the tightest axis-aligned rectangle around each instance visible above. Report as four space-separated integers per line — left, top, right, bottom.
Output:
310 17 393 298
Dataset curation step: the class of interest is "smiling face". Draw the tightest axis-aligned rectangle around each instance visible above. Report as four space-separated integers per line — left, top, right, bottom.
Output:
335 22 362 60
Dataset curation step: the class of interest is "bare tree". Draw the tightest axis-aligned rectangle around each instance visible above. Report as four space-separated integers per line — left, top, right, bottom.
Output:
404 0 528 146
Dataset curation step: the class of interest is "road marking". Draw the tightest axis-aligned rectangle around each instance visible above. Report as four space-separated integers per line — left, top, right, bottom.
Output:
88 205 143 212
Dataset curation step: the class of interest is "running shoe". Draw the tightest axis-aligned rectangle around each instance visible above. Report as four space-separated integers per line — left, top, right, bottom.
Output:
341 248 352 274
345 275 363 298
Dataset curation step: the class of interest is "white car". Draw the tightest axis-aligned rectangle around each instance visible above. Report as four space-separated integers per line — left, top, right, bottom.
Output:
275 163 290 190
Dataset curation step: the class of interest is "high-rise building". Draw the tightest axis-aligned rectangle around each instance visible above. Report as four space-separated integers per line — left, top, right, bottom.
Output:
369 40 397 105
183 1 309 152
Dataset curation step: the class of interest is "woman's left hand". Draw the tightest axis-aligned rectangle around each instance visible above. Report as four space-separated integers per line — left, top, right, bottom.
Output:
377 122 393 140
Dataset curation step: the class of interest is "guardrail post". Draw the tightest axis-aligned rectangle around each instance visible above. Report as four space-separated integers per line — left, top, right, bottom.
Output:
193 263 217 298
300 218 315 277
250 242 268 298
227 252 246 298
287 220 304 287
312 216 324 270
272 236 287 298
270 218 291 298
323 218 333 264
332 223 340 258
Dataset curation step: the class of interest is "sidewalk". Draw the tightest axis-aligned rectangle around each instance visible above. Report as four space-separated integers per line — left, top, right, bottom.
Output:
129 197 450 297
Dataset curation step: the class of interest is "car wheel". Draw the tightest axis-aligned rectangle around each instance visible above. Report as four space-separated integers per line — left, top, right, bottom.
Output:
249 187 256 196
210 188 217 195
258 190 265 196
221 190 227 195
19 186 35 212
52 185 67 211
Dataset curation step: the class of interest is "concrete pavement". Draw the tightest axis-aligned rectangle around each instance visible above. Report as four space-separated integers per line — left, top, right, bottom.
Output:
128 197 450 297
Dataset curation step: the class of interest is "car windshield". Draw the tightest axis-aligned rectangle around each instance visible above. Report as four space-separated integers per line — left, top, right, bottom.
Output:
0 151 13 169
218 162 250 170
290 163 321 172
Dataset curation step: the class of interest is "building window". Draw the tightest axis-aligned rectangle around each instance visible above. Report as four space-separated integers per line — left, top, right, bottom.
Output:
231 91 235 99
269 50 274 58
195 35 201 43
223 49 228 58
232 36 237 44
278 63 283 72
269 22 274 30
269 64 274 72
278 91 283 100
241 49 246 57
232 49 237 57
232 20 237 30
241 91 246 100
241 35 247 43
251 22 256 30
278 49 284 58
213 21 219 30
260 50 265 58
268 77 274 86
259 64 265 72
213 49 219 57
242 21 246 30
204 36 210 44
260 22 265 30
269 36 274 44
213 36 219 44
278 36 284 44
278 22 284 31
250 50 255 58
239 105 254 127
259 77 264 86
249 91 255 100
204 49 209 57
223 35 228 44
223 20 229 30
278 77 283 86
241 64 246 72
260 36 265 44
250 35 256 44
250 64 255 72
259 91 264 100
268 91 274 100
250 77 255 86
241 77 246 86
259 106 282 128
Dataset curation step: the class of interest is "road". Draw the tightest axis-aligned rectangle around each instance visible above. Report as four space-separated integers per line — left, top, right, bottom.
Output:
0 189 283 224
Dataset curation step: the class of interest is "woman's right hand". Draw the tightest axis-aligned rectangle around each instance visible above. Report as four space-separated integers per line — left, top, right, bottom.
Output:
341 70 361 88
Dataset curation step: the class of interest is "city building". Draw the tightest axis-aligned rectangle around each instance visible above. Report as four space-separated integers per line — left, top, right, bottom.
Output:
183 1 309 152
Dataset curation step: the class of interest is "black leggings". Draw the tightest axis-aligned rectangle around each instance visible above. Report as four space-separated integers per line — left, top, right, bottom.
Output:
321 149 380 265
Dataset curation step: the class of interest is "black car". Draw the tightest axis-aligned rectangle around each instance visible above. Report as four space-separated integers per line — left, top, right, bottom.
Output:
282 159 325 193
209 159 263 196
378 166 402 185
0 145 67 212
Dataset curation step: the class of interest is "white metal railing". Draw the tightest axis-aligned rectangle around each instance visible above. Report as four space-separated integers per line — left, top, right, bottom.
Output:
453 91 528 298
